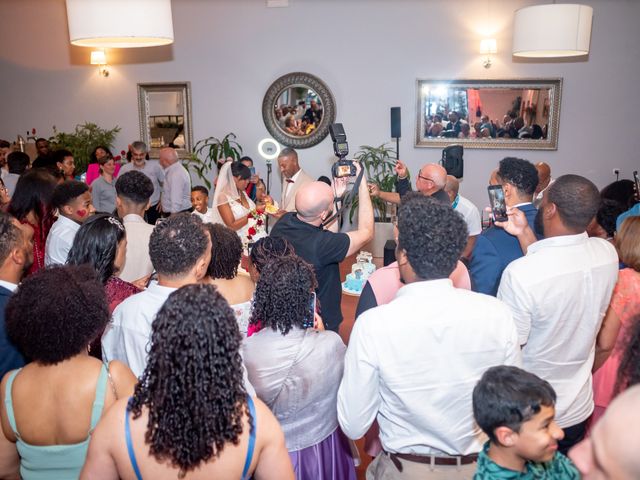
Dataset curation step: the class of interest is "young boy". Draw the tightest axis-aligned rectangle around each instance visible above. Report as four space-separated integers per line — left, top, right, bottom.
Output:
190 186 216 223
472 366 580 479
45 180 95 266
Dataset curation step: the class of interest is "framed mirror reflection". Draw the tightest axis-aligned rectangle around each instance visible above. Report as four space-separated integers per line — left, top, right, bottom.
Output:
415 78 562 150
262 72 336 149
137 82 194 159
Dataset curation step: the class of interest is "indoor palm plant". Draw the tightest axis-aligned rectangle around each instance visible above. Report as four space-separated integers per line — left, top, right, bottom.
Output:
185 133 243 189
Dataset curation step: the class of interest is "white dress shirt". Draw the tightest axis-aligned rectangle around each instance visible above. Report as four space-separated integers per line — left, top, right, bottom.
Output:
498 232 618 427
161 162 191 213
118 214 154 283
338 279 522 456
44 215 80 266
192 207 216 224
119 161 165 207
102 282 176 378
455 195 482 236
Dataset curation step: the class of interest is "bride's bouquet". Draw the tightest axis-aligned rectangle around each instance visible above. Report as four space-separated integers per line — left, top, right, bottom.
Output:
246 208 267 243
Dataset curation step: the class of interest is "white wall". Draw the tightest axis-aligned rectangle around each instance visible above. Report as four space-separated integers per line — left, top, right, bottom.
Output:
1 0 639 211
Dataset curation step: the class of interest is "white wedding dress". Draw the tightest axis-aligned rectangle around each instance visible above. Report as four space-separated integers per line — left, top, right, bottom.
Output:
212 163 257 243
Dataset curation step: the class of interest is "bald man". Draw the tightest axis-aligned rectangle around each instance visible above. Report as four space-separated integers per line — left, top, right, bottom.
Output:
270 173 374 332
444 175 481 259
569 385 640 479
369 161 450 205
533 162 553 208
159 147 191 216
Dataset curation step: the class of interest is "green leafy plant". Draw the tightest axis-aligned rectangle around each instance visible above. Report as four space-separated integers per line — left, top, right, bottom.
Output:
349 143 399 222
185 133 243 190
49 122 121 175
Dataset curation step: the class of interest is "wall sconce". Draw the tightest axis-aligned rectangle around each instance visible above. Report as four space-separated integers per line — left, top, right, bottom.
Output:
512 4 593 58
480 38 497 68
90 50 109 77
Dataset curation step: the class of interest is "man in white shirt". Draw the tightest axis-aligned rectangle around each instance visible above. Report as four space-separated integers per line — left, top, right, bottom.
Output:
0 213 33 378
338 193 522 479
497 174 619 454
276 147 313 214
158 147 191 215
45 180 95 266
444 175 482 259
533 161 554 208
102 214 211 378
115 170 155 283
119 141 164 224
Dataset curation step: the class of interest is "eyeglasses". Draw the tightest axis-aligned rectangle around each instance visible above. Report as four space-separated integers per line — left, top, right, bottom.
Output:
418 173 434 183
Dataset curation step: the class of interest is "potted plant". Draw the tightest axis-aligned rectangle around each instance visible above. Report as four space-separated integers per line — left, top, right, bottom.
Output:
49 122 121 175
184 133 243 189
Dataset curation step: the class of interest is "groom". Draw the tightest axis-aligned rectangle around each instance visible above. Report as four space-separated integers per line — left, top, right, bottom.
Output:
277 147 313 214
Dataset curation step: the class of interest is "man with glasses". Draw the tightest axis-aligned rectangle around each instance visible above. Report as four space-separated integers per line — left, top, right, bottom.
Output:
119 141 164 224
369 160 450 205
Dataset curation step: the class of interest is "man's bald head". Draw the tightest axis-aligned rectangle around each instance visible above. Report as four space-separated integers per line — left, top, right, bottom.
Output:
444 175 460 203
570 385 640 479
295 181 334 223
489 168 500 186
417 163 447 195
159 147 178 169
535 162 552 193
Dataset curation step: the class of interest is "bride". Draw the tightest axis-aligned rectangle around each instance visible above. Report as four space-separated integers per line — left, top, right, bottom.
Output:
211 161 255 240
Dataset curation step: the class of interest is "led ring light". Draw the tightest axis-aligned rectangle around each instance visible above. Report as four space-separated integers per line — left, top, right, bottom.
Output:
258 138 281 161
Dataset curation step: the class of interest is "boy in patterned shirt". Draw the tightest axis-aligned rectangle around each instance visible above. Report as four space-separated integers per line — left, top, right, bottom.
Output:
472 366 580 479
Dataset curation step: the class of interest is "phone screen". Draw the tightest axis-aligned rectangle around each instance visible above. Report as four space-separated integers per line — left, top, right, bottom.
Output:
487 185 508 222
303 292 316 328
249 166 256 175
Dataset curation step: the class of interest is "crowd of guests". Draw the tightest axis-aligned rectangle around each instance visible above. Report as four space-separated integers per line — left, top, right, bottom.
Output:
0 134 639 479
275 99 324 137
426 111 546 140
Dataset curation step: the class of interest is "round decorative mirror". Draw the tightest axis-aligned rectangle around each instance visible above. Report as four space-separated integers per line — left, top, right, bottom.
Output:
262 72 336 149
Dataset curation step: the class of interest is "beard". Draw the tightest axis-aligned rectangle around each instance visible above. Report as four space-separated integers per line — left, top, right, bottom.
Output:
534 208 545 238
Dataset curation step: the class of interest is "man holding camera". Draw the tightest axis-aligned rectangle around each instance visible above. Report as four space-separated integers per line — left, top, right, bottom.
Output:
270 165 374 333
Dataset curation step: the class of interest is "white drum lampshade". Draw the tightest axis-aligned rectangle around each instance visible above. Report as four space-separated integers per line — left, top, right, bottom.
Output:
512 4 593 58
66 0 174 48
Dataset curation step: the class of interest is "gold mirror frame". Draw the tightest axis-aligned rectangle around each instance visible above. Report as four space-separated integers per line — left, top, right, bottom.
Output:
137 82 194 159
415 78 562 150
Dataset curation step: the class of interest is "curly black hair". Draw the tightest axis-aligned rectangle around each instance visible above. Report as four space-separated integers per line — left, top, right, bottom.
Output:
249 255 317 335
149 213 209 277
51 180 89 210
129 284 249 475
595 199 627 238
498 157 539 196
0 213 21 265
205 223 242 280
601 179 636 210
249 236 296 275
191 185 209 196
67 214 126 284
397 192 467 280
615 314 640 395
5 265 109 364
548 174 600 232
115 170 154 205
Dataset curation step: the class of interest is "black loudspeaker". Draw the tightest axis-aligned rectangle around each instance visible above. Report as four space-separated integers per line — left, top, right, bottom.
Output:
390 107 401 138
441 144 464 179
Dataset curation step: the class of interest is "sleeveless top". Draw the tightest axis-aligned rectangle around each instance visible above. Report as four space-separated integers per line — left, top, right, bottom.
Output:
4 364 109 480
125 395 257 480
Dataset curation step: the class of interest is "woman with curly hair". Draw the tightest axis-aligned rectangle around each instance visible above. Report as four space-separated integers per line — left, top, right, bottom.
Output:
8 169 57 275
203 223 255 336
80 284 293 479
243 256 356 480
67 213 143 358
0 265 137 479
592 216 640 425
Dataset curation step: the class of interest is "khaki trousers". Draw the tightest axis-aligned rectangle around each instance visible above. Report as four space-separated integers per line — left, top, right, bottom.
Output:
366 452 477 480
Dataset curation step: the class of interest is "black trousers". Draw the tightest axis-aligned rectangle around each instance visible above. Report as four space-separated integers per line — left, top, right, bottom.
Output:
145 203 161 225
558 419 587 455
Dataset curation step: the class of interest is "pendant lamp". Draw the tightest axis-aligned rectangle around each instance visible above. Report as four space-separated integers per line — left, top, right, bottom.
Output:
66 0 174 48
512 4 593 58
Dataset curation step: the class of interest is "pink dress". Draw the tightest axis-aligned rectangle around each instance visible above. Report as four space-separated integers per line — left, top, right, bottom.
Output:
592 268 640 423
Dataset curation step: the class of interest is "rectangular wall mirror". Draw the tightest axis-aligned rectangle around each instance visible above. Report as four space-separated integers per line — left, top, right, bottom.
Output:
415 78 562 150
137 82 193 158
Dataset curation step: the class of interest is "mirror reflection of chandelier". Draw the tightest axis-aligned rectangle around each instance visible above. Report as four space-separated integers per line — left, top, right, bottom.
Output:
512 4 593 58
65 0 174 48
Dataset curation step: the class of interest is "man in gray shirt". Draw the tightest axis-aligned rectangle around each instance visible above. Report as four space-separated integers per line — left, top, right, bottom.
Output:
119 141 164 224
158 147 191 216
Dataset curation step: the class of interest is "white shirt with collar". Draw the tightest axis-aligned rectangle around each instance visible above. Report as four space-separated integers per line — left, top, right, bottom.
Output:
102 281 176 378
118 214 154 283
498 232 618 428
455 195 482 236
44 215 81 266
0 280 18 293
338 279 522 456
533 178 554 208
161 161 192 213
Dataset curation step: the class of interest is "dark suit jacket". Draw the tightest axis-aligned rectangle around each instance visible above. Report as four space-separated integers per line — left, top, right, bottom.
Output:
469 203 538 296
0 286 25 378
